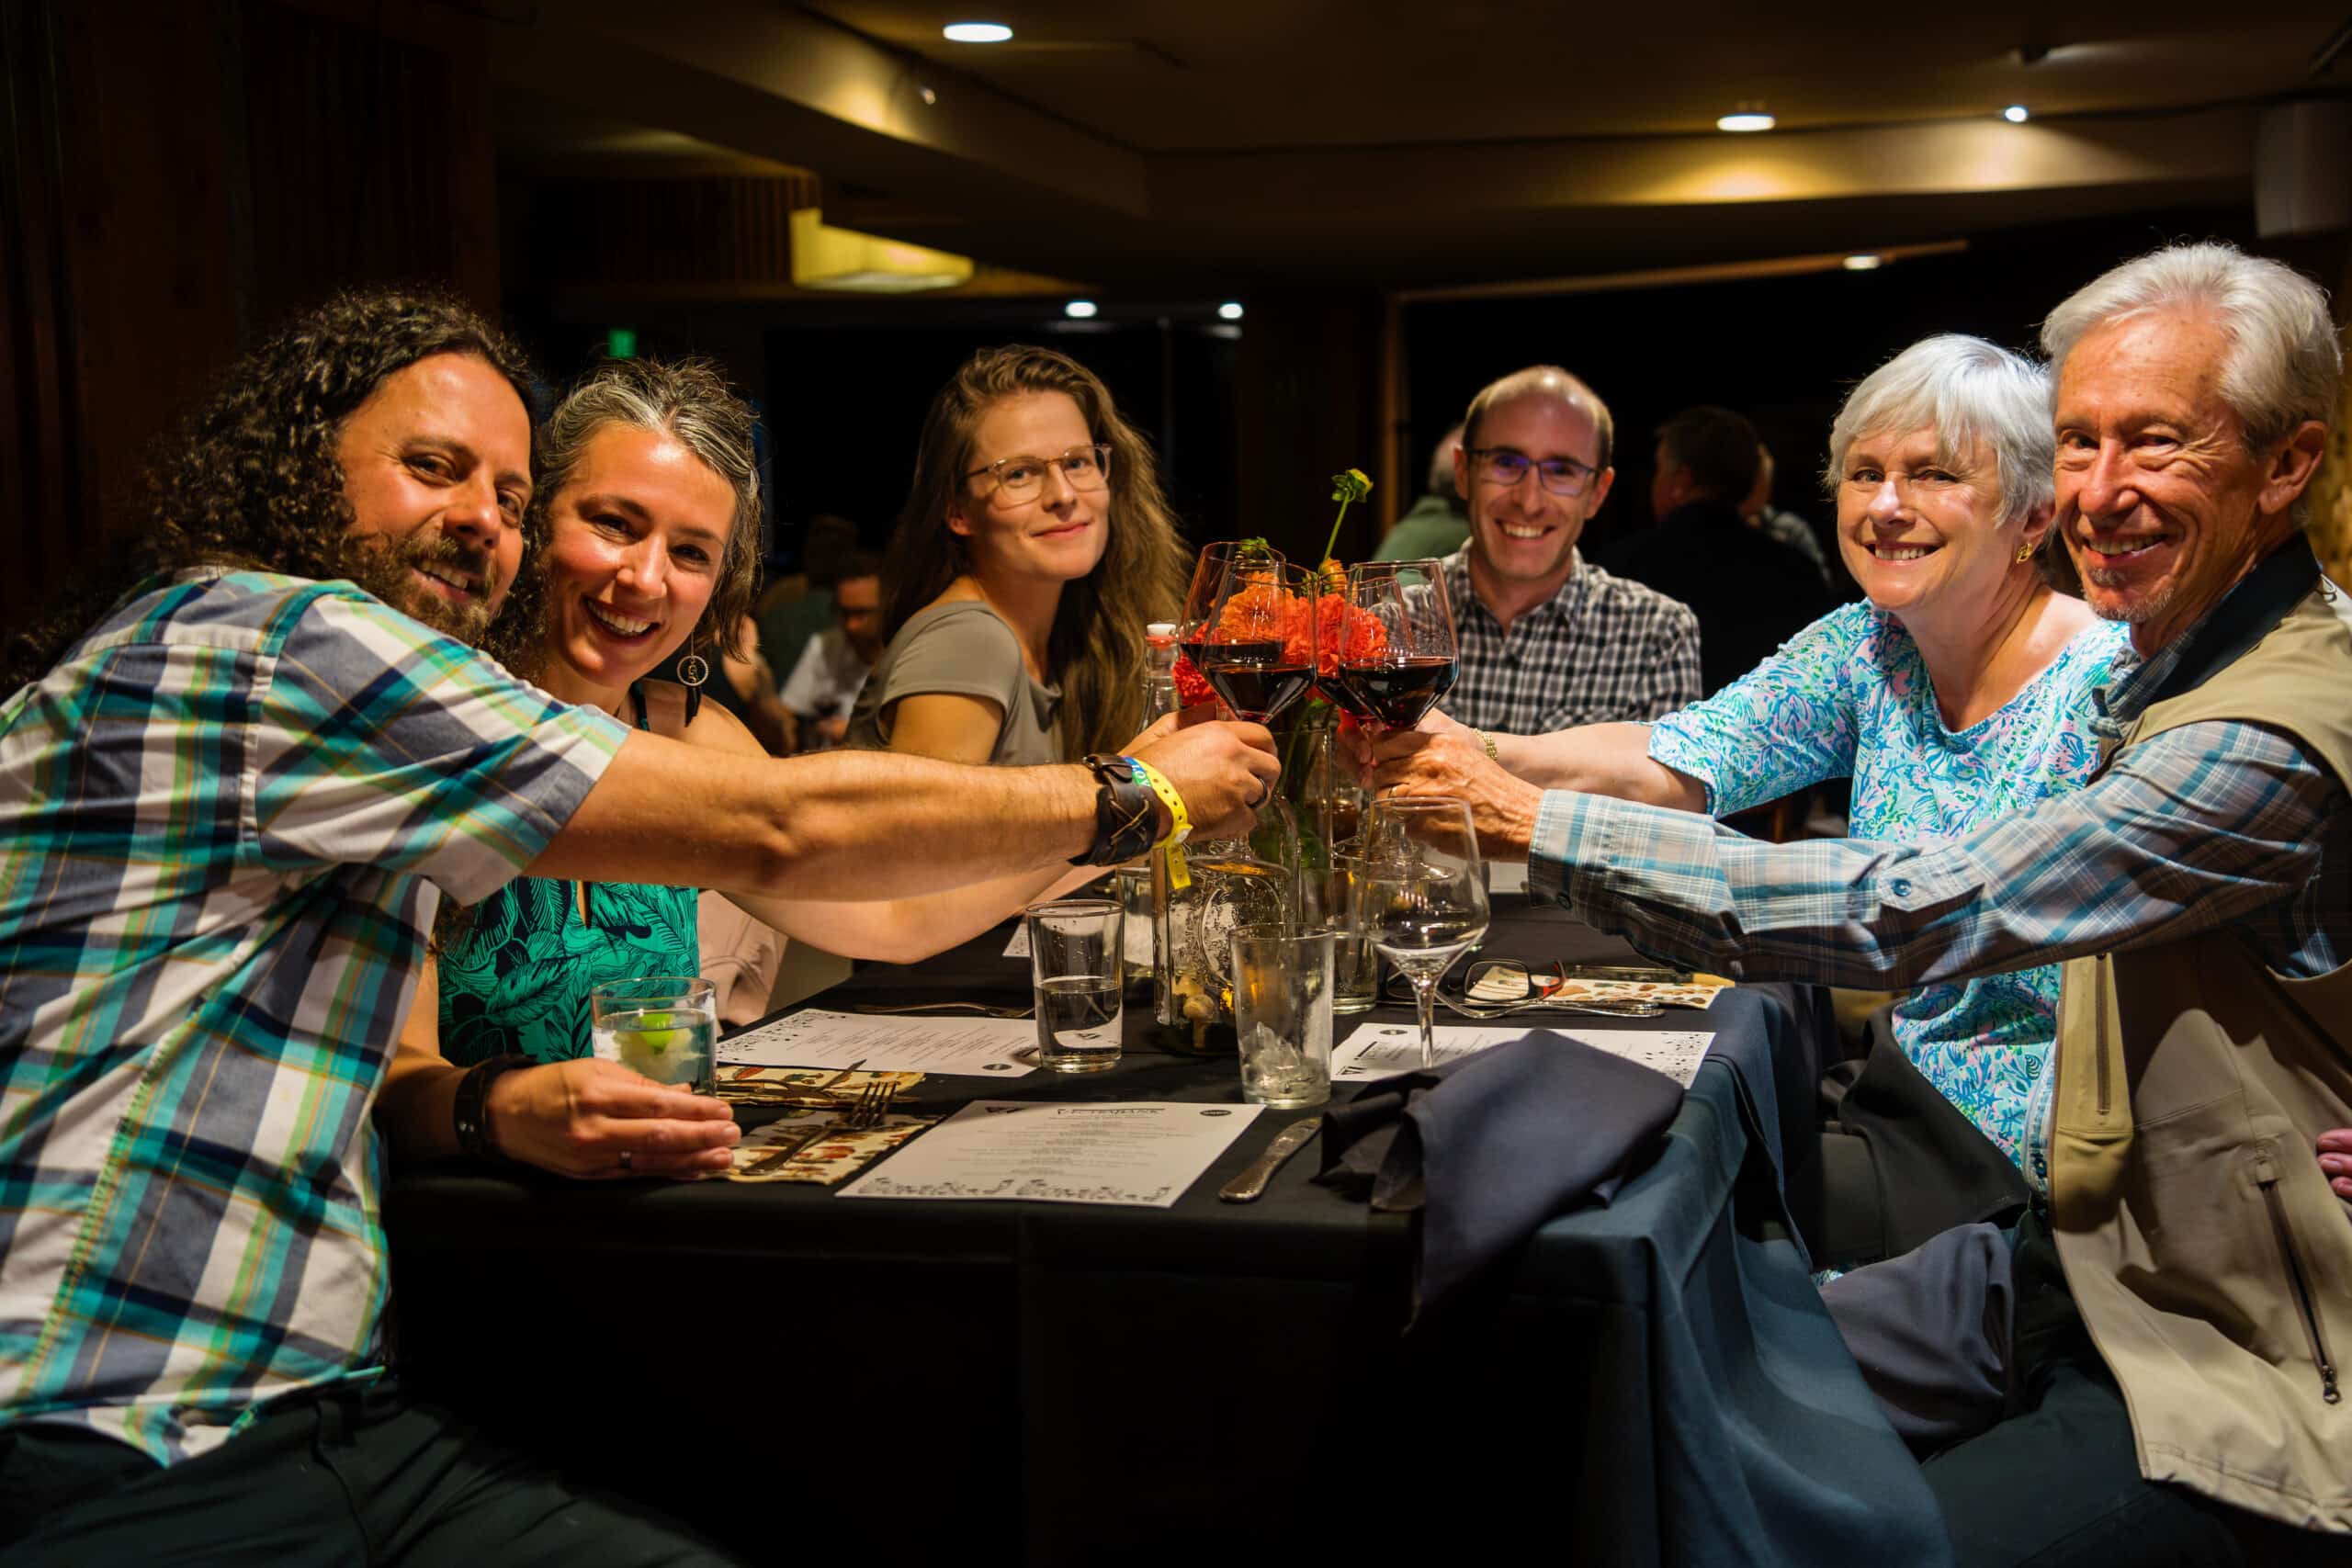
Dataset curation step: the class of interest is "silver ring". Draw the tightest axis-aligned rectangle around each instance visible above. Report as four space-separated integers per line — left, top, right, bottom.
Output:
618 1149 634 1174
1251 781 1272 809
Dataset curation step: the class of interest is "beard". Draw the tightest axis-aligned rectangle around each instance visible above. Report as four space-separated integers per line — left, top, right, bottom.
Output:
342 529 503 648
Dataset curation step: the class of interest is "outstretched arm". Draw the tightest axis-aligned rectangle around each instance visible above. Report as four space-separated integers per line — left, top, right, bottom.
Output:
1521 719 2337 991
682 700 1110 963
527 716 1275 905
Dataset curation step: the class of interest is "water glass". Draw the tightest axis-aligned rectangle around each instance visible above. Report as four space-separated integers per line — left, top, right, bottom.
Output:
590 975 719 1093
1026 898 1125 1074
1313 851 1380 1015
1114 863 1155 990
1229 929 1334 1109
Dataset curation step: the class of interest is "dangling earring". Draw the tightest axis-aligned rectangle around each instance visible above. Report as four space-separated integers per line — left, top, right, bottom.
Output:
675 640 709 728
2014 539 2036 564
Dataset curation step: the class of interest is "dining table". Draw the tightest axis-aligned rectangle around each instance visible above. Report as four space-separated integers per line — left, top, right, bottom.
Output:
384 894 1951 1566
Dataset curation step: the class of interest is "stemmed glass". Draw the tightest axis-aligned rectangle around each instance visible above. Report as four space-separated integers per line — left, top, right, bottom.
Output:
1178 540 1284 690
1356 796 1489 1068
1193 555 1317 726
1329 559 1457 736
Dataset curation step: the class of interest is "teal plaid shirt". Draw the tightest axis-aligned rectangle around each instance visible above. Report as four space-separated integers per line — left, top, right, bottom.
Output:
0 570 627 1464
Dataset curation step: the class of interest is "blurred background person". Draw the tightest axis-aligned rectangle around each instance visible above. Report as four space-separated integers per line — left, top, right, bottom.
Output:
779 547 884 750
1611 404 1838 695
1743 439 1834 587
1374 422 1469 560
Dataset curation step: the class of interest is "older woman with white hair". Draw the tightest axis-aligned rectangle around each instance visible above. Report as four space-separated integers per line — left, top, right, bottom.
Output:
1365 333 2130 1263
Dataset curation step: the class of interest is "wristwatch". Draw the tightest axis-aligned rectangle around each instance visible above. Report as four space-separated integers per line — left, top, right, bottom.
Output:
453 1053 534 1162
1070 753 1160 866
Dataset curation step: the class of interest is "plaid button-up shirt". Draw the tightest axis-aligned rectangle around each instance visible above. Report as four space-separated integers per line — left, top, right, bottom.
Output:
0 571 626 1465
1529 612 2347 1001
1440 547 1701 734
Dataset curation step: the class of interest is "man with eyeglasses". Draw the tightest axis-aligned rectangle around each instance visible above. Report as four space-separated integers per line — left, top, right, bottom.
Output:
1435 366 1702 740
1610 405 1838 694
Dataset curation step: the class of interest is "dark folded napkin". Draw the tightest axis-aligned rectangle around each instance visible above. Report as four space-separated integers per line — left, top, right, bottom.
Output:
1316 1031 1686 1318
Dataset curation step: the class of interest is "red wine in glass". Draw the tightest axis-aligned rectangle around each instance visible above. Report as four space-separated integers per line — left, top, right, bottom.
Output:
1198 640 1314 721
1337 655 1457 728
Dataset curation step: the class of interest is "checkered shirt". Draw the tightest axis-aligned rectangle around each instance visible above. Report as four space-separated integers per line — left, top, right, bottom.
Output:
1528 625 2348 994
1439 547 1701 734
0 570 626 1465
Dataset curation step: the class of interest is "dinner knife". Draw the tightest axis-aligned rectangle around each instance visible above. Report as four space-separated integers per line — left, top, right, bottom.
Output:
1217 1116 1322 1203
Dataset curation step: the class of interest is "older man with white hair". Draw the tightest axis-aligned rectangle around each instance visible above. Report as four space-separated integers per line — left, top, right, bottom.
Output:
1374 243 2352 1562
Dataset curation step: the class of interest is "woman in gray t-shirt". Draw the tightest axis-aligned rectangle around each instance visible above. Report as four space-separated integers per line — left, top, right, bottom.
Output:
847 345 1188 764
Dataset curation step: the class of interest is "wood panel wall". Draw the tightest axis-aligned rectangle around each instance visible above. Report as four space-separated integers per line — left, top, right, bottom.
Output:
0 0 499 633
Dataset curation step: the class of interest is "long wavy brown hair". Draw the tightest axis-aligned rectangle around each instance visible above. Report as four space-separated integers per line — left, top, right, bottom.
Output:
481 355 763 682
3 288 533 693
883 344 1189 759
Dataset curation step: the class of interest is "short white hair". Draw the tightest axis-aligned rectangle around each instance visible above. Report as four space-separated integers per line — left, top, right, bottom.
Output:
2041 242 2341 455
1823 334 2053 525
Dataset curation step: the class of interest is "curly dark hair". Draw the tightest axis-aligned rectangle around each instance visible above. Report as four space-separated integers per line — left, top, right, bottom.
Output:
4 287 535 692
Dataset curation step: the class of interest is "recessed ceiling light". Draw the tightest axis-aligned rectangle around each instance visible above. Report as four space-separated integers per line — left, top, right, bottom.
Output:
943 21 1013 43
1217 301 1244 321
1843 254 1884 271
1716 107 1775 133
2003 104 2030 123
918 84 938 106
1064 299 1098 319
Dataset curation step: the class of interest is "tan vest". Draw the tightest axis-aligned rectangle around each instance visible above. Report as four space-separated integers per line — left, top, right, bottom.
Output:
2052 585 2352 1531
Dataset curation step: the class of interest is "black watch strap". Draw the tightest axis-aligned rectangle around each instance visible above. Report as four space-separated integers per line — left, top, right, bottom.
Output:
1069 753 1159 867
453 1053 534 1162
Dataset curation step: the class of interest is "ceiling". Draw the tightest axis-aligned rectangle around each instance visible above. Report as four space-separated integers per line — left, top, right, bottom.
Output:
494 1 2352 291
800 4 2341 150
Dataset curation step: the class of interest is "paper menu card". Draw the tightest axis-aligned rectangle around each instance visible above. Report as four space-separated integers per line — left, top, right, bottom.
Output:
1330 1021 1713 1089
718 1009 1037 1077
839 1100 1264 1207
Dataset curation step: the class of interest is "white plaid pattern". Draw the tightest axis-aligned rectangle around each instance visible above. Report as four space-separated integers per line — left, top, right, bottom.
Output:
0 571 627 1465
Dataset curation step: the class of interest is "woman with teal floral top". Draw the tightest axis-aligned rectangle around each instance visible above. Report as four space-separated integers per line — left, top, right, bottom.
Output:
377 357 1103 1179
1365 335 2129 1259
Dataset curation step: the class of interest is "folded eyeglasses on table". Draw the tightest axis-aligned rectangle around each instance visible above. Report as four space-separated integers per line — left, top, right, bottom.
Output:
1381 958 1676 1020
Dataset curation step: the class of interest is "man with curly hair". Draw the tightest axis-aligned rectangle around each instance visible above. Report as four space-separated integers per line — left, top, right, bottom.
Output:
0 288 1277 1562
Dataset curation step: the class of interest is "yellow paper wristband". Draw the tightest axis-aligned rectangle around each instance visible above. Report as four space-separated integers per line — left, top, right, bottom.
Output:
1128 756 1192 893
1128 757 1191 849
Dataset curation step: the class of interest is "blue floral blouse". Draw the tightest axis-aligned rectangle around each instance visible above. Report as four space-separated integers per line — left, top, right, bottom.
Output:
1646 601 2131 1188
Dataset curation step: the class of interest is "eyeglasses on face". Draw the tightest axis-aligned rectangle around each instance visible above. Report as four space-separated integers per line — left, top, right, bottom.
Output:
1469 446 1600 499
965 444 1114 502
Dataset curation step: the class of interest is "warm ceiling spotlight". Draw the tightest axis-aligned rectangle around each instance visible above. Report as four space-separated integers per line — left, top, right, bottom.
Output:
943 21 1013 42
1064 299 1099 319
918 84 938 105
1843 254 1885 271
1716 105 1775 133
2003 104 2030 123
1217 301 1244 321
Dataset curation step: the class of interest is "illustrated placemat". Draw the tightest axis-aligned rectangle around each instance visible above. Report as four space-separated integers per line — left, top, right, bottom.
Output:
713 1066 925 1107
720 1107 937 1184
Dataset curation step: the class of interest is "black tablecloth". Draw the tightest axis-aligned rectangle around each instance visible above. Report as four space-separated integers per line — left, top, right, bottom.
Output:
384 905 1947 1565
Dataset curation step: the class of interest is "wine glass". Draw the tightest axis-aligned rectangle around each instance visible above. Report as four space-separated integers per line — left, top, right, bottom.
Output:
1332 560 1457 736
1178 540 1283 693
1194 555 1317 725
1356 796 1488 1069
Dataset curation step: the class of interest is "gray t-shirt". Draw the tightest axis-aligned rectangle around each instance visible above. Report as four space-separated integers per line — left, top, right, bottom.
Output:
842 600 1063 765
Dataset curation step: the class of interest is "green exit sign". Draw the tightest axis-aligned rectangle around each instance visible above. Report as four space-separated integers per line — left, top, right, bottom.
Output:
606 327 638 359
